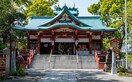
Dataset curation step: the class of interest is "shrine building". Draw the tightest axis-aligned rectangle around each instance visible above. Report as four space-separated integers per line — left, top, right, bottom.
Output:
14 5 117 55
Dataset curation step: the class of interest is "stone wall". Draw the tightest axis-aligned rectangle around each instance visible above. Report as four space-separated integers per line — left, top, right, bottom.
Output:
0 54 6 76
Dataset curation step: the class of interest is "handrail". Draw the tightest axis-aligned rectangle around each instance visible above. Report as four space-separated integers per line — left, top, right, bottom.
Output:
76 50 79 63
94 50 106 69
94 50 99 65
48 49 53 63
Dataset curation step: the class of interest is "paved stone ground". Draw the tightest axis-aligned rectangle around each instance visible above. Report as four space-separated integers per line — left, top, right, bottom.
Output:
2 69 132 82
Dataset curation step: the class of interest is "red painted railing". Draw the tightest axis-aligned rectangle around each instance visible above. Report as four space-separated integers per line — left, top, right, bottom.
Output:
94 50 106 69
94 50 99 66
17 49 34 68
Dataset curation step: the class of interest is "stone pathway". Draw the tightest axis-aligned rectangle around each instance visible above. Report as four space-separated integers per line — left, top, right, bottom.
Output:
37 71 77 82
2 69 132 82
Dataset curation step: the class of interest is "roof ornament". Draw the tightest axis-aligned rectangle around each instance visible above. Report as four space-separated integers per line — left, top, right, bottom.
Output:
64 3 66 6
57 3 60 8
55 2 61 10
64 3 67 7
63 3 68 9
73 3 75 8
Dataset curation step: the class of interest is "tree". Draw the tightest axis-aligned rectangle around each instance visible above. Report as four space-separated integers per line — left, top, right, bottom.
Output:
13 0 31 7
88 0 124 26
24 0 58 19
88 0 132 50
0 0 26 48
0 0 15 43
127 1 132 49
0 0 29 72
0 0 59 50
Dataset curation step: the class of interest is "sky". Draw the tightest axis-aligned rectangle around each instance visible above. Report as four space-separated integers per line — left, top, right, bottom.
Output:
58 0 99 16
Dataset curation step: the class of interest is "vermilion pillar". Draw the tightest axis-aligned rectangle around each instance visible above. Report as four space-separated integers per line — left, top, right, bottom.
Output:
89 33 92 53
37 35 40 54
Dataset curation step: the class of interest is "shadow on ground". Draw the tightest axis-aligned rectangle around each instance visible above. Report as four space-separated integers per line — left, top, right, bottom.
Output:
77 79 120 82
2 69 125 82
75 70 120 82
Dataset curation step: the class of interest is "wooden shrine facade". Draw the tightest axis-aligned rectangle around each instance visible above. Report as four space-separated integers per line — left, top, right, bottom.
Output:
28 28 103 54
14 5 117 55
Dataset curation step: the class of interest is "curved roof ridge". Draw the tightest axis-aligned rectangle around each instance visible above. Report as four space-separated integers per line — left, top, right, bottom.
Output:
39 6 91 27
39 22 91 30
77 16 100 18
13 22 117 31
30 16 54 19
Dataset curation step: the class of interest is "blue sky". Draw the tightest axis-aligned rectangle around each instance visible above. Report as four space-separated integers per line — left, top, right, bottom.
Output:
58 0 99 16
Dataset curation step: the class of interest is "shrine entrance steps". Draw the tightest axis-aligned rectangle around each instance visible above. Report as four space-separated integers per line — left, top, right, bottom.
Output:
29 55 98 69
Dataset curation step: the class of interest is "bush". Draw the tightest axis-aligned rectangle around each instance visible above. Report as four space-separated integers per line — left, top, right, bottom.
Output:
0 42 6 51
11 67 28 76
117 66 132 77
117 66 128 73
120 52 126 58
0 76 7 81
118 72 132 77
127 54 132 62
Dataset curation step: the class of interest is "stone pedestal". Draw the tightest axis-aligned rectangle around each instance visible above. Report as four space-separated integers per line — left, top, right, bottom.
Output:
3 48 16 74
111 51 117 74
11 51 16 72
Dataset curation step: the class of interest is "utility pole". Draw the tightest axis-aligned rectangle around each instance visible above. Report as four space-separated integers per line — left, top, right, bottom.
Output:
9 26 12 71
125 0 128 69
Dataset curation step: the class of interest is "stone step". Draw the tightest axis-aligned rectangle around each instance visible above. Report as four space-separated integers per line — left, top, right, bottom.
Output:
29 55 98 69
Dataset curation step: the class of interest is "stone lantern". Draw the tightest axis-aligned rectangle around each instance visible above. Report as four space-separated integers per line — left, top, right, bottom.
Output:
11 40 18 50
110 38 119 74
11 40 18 72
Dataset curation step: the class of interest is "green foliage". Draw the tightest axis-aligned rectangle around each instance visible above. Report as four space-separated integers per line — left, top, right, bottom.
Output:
0 0 26 44
88 2 100 15
117 66 132 77
120 54 132 62
0 76 7 81
13 0 31 7
0 0 59 50
97 0 124 25
120 52 126 58
18 38 27 51
103 38 110 50
0 42 7 51
118 72 132 77
117 66 128 73
15 31 27 50
126 54 132 62
11 67 28 76
24 0 58 19
88 0 132 50
127 1 132 49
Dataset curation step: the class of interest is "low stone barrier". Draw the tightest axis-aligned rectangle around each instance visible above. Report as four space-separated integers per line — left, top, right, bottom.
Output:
0 53 6 76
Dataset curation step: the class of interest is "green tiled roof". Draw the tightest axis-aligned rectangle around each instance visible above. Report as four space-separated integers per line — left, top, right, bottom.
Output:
39 23 91 30
13 6 117 32
54 5 79 15
39 6 89 27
